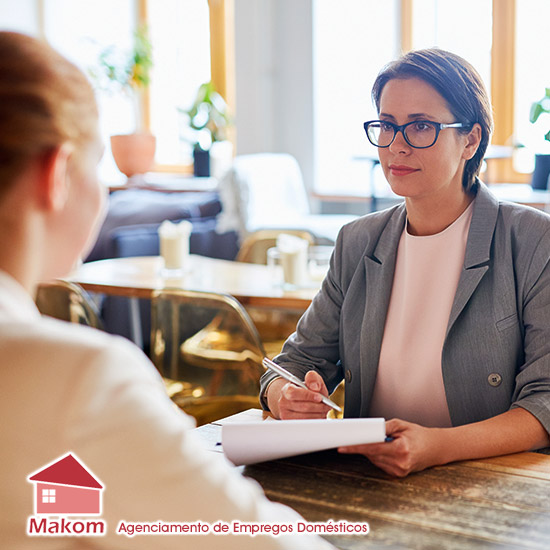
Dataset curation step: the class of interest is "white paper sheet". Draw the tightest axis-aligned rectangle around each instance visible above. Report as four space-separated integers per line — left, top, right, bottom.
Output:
222 417 386 466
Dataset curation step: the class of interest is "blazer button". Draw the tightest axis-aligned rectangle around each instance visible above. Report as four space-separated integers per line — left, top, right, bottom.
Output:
488 373 502 387
345 369 352 384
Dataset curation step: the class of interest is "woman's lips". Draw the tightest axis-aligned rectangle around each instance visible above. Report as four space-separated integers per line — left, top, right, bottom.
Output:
389 165 419 176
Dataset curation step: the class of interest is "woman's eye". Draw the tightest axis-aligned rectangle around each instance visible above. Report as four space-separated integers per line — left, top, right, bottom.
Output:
413 122 431 132
380 122 394 132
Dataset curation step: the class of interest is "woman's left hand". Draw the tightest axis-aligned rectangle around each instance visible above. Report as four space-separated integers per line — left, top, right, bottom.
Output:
338 418 446 477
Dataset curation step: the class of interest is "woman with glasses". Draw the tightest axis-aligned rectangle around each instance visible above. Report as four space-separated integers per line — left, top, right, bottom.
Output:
261 48 550 477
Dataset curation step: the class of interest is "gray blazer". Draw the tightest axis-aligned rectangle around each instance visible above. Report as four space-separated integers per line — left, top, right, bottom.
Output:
260 183 550 433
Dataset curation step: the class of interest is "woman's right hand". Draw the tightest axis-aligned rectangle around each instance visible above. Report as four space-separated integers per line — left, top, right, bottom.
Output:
266 370 331 419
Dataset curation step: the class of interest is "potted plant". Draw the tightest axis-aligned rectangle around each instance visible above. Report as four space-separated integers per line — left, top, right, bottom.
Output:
181 81 231 177
92 26 155 179
529 88 550 189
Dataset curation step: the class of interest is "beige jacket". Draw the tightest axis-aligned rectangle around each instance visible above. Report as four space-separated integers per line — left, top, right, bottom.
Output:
0 271 333 550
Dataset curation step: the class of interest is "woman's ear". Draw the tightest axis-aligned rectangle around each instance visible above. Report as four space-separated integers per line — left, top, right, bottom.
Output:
462 123 482 161
37 143 74 211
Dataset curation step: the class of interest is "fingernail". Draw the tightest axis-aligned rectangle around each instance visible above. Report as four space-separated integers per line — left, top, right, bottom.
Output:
310 383 320 391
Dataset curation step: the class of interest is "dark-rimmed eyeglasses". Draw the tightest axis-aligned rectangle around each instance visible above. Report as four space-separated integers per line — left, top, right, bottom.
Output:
364 119 468 149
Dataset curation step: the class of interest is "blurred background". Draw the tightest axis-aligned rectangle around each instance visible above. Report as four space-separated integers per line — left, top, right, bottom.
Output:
0 0 548 212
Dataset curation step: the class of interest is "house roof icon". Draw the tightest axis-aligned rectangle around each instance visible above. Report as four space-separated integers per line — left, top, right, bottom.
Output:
28 453 103 489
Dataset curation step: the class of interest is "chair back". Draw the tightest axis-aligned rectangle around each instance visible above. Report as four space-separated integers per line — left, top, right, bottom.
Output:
236 229 315 264
151 289 266 424
35 280 103 329
216 153 311 237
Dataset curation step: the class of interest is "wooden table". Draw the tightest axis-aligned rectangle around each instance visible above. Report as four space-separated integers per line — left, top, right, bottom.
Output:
69 256 318 346
70 255 318 311
196 409 550 550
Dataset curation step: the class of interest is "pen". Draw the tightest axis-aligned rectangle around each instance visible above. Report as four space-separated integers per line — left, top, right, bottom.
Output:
262 357 342 413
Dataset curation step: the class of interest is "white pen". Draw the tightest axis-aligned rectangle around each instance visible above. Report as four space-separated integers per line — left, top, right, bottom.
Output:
262 357 342 413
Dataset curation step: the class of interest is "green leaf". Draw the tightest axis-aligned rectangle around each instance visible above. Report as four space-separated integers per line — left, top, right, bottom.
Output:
530 102 543 123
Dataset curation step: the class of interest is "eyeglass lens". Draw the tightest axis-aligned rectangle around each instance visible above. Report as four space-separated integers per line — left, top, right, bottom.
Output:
367 121 437 148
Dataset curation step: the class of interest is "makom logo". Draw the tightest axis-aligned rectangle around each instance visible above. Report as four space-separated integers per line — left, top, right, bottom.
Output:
26 452 107 537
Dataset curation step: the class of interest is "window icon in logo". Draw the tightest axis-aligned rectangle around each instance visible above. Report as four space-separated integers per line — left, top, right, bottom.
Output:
41 489 56 504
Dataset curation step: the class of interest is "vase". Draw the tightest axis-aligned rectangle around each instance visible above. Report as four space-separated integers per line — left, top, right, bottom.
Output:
110 133 156 178
531 154 550 190
193 146 210 177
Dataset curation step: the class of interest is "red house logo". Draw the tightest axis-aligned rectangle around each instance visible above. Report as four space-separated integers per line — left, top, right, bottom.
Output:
27 453 104 516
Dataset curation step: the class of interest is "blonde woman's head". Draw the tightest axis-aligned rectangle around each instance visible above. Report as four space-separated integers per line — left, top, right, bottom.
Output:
0 32 105 280
0 31 99 193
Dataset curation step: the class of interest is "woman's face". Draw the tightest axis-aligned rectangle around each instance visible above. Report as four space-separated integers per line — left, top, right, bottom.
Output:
45 131 106 278
69 136 106 257
377 77 473 203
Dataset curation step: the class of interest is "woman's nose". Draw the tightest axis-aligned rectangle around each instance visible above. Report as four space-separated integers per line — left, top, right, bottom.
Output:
388 129 411 154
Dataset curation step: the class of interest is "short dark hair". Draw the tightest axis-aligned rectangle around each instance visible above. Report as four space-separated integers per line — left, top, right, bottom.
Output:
372 48 493 194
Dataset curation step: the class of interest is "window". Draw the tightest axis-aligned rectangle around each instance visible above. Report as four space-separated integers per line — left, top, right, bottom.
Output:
42 0 135 184
148 0 211 169
17 0 230 183
410 0 492 90
312 0 400 194
42 489 56 503
513 0 550 174
410 0 537 183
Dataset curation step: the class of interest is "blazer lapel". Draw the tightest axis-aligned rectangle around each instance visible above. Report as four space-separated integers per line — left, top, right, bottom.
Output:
359 204 407 416
446 183 499 336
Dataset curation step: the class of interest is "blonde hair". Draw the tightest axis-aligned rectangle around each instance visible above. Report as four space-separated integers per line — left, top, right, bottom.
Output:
0 32 98 192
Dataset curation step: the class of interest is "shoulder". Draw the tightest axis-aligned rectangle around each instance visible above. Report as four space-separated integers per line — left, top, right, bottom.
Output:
469 184 550 268
496 202 550 285
496 200 550 234
2 315 158 384
492 200 550 264
476 183 550 239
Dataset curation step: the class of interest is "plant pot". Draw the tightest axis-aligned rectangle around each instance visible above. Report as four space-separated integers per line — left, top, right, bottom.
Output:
193 146 210 177
110 133 156 178
531 154 550 190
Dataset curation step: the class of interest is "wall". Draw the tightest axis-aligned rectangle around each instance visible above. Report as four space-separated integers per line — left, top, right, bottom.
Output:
234 0 315 195
0 0 40 35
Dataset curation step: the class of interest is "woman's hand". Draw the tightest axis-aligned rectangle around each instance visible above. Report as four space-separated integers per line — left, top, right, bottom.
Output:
266 370 331 420
338 418 446 477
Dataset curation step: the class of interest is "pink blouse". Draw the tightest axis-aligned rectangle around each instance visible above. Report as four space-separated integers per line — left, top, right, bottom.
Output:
369 202 474 427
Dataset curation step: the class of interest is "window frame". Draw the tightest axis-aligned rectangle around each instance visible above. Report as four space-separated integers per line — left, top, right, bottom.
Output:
139 0 235 174
400 0 527 184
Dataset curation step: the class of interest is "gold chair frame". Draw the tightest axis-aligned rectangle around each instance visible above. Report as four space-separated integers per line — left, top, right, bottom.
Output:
35 280 103 329
150 289 266 425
